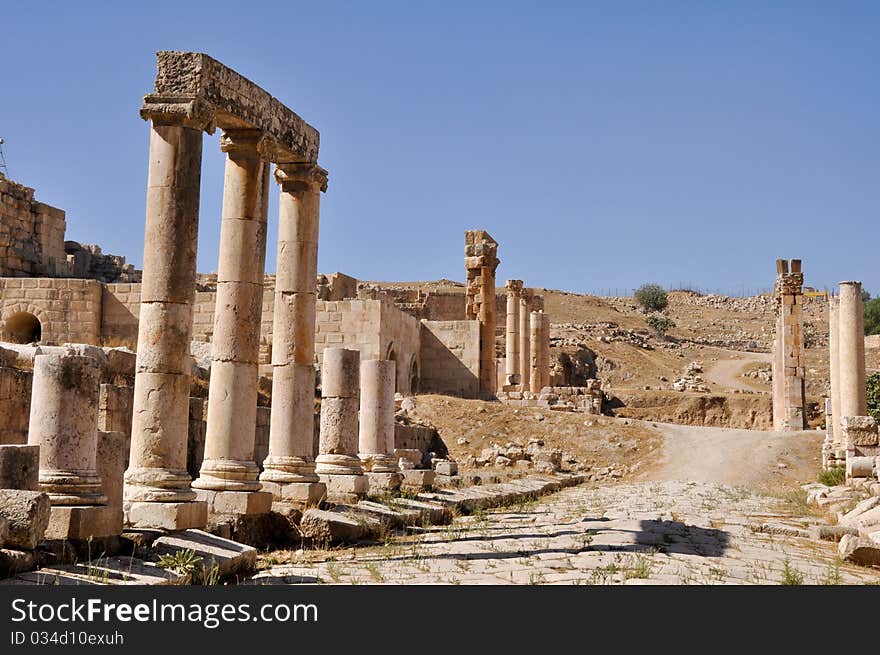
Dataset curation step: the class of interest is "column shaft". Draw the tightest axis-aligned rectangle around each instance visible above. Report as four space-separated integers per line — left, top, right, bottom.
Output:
315 348 363 475
541 312 551 389
829 297 842 449
505 280 521 385
839 281 867 419
358 359 398 472
519 296 530 392
529 311 541 392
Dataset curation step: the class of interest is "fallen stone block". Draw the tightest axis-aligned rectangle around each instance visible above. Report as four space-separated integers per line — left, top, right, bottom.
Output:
299 508 375 543
399 469 434 491
0 549 36 577
386 498 450 525
839 534 880 567
45 505 120 541
809 524 860 542
30 557 187 585
153 529 256 581
0 490 50 549
0 445 39 491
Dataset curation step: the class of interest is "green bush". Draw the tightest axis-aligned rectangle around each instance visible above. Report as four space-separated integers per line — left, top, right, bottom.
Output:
817 467 845 486
867 373 880 423
645 314 676 335
864 298 880 336
634 284 668 313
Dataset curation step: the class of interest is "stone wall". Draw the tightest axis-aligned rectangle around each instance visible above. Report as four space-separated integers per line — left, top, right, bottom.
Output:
0 173 66 278
0 278 102 344
419 320 480 397
0 364 31 444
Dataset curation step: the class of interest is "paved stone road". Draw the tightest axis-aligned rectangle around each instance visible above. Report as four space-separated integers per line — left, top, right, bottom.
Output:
251 480 880 585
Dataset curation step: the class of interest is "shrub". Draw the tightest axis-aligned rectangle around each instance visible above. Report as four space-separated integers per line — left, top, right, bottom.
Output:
867 373 880 422
817 467 845 487
645 314 676 335
634 284 668 313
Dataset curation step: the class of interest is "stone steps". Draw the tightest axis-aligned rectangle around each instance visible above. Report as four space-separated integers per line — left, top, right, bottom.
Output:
298 473 587 544
0 556 187 586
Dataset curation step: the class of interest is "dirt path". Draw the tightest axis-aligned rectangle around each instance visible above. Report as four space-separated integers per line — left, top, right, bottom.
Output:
703 350 770 393
637 420 822 491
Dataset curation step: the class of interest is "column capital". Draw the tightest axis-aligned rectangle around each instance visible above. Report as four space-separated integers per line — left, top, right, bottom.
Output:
140 95 216 132
275 162 329 193
219 128 276 159
505 279 523 293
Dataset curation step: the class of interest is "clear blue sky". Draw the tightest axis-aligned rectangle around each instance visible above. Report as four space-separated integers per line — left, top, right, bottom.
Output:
2 1 877 296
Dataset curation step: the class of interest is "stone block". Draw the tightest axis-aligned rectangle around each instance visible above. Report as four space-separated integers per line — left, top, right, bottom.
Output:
153 529 257 581
45 505 120 541
842 416 879 447
319 474 368 504
0 549 36 578
839 534 880 566
125 501 208 531
0 444 39 490
432 459 458 476
400 469 434 491
0 489 50 549
365 471 402 494
194 489 274 516
298 508 374 543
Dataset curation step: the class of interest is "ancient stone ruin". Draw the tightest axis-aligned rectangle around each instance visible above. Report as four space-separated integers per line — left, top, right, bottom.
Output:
771 259 807 431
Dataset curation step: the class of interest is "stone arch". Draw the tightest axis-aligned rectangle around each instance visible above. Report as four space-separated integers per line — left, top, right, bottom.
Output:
408 354 420 395
2 311 42 344
384 342 397 363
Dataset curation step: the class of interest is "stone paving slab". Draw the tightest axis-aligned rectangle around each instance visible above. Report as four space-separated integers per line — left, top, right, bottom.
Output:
1 556 187 585
252 480 880 585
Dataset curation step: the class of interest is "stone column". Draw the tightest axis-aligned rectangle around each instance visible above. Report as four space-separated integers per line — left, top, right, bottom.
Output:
770 259 807 431
504 280 522 386
124 116 208 531
29 354 118 540
541 311 551 389
465 230 499 398
358 359 401 493
828 297 844 461
259 163 328 507
519 292 531 392
192 129 273 516
838 281 867 421
315 348 367 502
529 311 541 392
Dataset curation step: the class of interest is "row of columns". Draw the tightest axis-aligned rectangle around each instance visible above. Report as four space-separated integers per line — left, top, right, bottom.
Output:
504 279 551 393
124 110 329 529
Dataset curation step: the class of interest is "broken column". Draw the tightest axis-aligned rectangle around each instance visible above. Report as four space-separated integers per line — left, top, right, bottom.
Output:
358 359 401 493
193 129 273 518
529 310 542 392
828 296 844 467
124 105 208 531
27 353 117 540
838 281 867 422
259 163 328 507
841 416 878 482
315 348 367 502
519 290 531 392
465 230 500 398
504 280 522 387
770 259 807 431
541 311 551 389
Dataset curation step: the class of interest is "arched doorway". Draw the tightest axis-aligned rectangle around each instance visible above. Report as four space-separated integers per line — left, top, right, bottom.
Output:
3 312 41 344
408 356 420 394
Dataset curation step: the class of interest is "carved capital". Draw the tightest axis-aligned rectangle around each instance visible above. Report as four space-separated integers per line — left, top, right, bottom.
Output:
140 95 216 132
506 279 523 293
219 128 275 160
274 162 329 193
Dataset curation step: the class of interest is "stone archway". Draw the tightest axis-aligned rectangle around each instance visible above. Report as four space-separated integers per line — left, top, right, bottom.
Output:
408 355 420 395
3 311 42 344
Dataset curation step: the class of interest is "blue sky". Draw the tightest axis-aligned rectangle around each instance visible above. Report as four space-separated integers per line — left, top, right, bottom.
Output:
2 1 877 295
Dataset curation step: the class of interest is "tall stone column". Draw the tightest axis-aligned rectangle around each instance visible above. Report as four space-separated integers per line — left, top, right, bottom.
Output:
316 348 367 502
259 163 328 507
504 280 522 386
529 311 542 392
541 312 551 389
124 116 208 530
770 259 807 431
358 359 401 493
29 353 118 540
828 297 843 457
465 231 499 398
193 129 273 516
519 292 531 392
838 281 867 421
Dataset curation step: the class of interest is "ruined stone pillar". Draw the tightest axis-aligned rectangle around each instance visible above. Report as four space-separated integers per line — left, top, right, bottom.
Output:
771 259 807 431
529 311 542 392
541 312 551 389
28 354 105 505
838 281 867 421
259 163 328 507
358 359 401 493
124 116 208 530
465 231 499 398
828 297 843 457
504 280 522 386
194 130 270 494
315 348 367 501
519 292 531 392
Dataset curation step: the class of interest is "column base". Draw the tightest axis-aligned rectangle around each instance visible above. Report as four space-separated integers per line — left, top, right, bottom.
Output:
259 456 319 484
366 471 402 495
400 469 435 491
193 489 274 516
45 505 121 541
358 453 399 473
192 459 262 492
318 474 368 504
39 469 106 506
125 501 208 531
260 480 326 507
124 467 197 503
315 454 364 476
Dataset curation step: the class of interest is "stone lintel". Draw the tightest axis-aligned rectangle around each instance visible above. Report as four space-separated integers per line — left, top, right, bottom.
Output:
141 51 320 163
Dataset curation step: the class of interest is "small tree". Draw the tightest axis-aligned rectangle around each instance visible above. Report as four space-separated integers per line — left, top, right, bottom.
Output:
645 314 676 335
634 284 668 313
864 297 880 336
867 373 880 423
